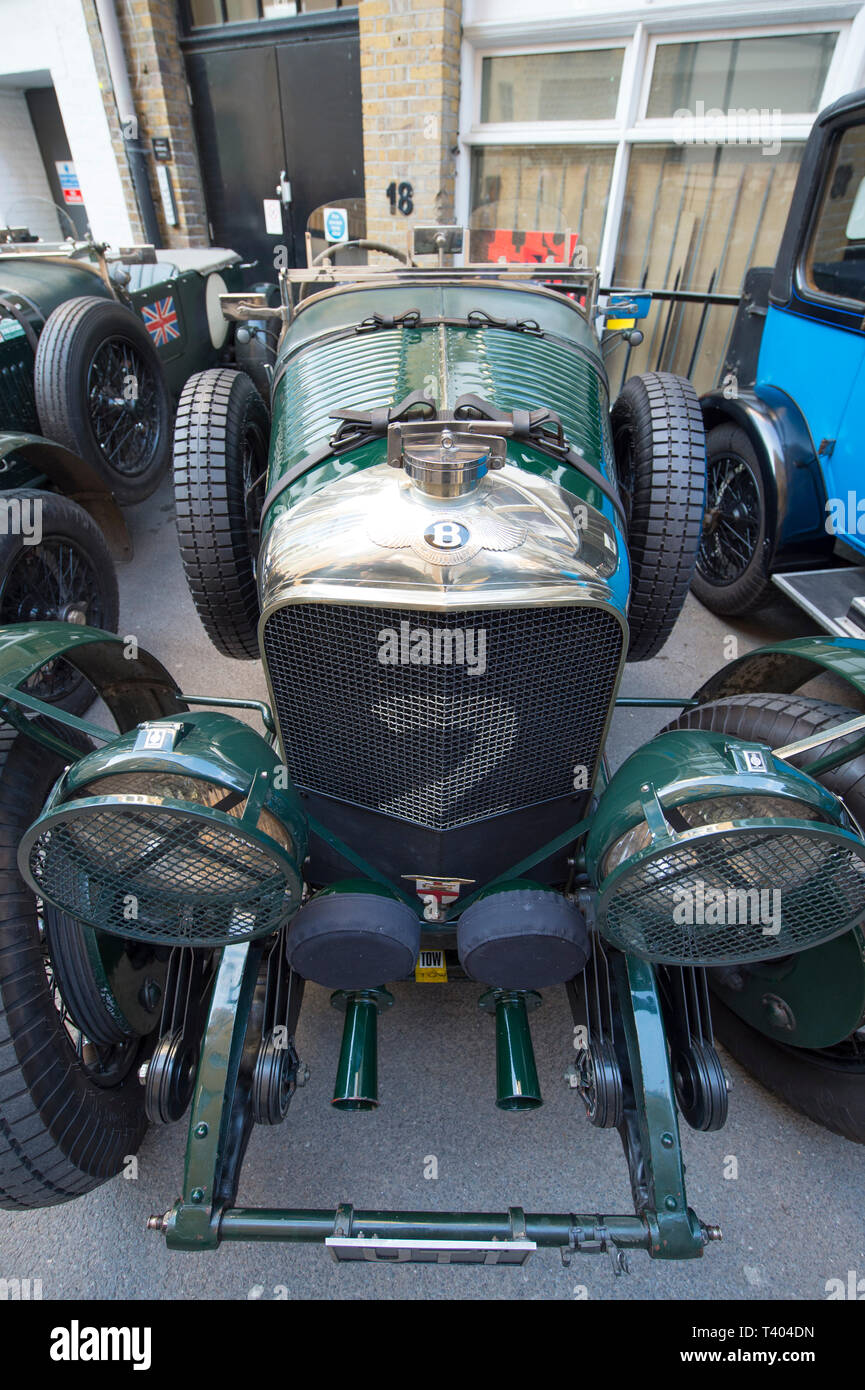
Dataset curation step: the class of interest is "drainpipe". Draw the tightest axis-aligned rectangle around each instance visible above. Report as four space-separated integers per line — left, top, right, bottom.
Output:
94 0 162 247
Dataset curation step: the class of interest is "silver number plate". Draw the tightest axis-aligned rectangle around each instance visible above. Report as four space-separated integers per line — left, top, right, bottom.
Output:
325 1236 536 1265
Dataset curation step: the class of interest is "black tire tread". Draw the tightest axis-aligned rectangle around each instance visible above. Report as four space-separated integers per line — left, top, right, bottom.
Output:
711 994 865 1145
173 368 266 660
34 295 170 504
612 371 706 661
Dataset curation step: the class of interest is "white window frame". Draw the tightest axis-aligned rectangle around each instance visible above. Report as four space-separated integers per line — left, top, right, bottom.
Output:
471 37 629 136
634 22 847 138
457 16 855 284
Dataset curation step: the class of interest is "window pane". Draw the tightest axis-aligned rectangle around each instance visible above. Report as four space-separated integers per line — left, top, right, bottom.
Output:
806 122 865 303
612 142 804 392
225 0 259 18
470 145 616 265
481 50 624 123
647 34 836 118
189 0 223 23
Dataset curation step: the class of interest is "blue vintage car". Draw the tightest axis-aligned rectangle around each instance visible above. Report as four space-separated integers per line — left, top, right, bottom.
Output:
693 87 865 633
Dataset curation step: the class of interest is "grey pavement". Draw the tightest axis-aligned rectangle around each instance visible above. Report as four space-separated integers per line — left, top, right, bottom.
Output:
2 471 862 1302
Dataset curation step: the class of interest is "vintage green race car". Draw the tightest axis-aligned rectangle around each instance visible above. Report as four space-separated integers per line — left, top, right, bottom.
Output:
0 237 253 500
0 231 863 1270
0 237 268 711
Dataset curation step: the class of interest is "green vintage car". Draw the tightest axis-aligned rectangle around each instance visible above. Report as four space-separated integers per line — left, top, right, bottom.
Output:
0 237 262 710
0 229 863 1271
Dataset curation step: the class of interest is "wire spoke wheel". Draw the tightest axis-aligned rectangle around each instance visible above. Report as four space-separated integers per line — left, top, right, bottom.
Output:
34 296 171 503
698 451 761 585
0 493 118 709
87 336 160 479
690 423 775 616
241 423 267 564
41 915 141 1089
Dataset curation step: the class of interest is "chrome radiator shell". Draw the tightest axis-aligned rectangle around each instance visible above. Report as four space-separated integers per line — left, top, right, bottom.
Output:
258 462 627 850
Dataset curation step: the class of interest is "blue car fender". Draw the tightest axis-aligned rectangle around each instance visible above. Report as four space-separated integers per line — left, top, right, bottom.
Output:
700 384 833 568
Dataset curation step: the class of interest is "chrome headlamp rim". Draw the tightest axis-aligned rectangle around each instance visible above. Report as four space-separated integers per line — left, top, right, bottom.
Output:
596 816 865 966
20 792 304 946
600 791 832 879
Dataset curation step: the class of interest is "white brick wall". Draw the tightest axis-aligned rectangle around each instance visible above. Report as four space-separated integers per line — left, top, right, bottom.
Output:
0 0 133 245
0 90 62 239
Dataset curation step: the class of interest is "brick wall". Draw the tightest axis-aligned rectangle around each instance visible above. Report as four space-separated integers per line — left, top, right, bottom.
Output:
359 0 462 251
83 0 209 248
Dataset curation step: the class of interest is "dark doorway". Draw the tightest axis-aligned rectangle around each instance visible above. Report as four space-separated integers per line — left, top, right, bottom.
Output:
25 86 90 240
183 10 364 272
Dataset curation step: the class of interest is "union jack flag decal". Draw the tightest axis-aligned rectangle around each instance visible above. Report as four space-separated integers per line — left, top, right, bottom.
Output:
141 296 180 347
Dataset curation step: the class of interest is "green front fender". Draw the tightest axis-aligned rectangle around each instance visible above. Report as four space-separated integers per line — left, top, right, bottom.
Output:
712 928 865 1048
0 622 186 757
0 432 131 560
693 636 865 706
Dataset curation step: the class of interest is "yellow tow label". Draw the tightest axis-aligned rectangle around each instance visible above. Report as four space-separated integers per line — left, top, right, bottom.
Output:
415 949 448 983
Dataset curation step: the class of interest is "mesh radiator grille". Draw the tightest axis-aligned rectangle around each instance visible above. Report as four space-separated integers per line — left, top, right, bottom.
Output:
264 603 623 830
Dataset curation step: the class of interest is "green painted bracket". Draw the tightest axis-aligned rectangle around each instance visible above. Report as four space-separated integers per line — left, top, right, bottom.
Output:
165 941 263 1251
182 693 276 738
307 813 419 909
0 680 112 746
612 952 707 1260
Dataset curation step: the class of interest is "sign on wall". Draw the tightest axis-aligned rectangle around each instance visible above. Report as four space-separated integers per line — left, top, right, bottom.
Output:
467 228 579 265
55 161 83 206
322 206 349 243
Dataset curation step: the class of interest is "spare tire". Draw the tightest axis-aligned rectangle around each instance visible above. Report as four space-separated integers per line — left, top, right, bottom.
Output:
34 295 171 504
174 368 269 659
664 691 865 1143
611 372 706 661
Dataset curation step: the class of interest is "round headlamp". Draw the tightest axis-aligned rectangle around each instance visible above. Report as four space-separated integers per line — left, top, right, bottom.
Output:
20 713 306 948
586 729 865 966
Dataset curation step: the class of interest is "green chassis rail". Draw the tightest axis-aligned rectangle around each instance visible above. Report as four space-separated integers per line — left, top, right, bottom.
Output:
151 939 712 1263
5 624 865 1263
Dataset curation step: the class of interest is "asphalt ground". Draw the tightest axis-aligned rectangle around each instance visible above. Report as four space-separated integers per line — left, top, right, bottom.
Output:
2 471 863 1302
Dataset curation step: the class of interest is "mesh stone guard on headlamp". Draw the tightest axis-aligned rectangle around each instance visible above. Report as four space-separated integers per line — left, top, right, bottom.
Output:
586 729 865 967
19 713 307 948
